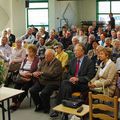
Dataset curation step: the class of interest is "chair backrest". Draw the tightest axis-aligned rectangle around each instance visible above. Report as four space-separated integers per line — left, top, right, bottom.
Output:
89 92 118 120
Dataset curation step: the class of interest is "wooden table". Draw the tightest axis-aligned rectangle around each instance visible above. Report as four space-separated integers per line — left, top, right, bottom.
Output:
53 104 89 119
0 87 24 120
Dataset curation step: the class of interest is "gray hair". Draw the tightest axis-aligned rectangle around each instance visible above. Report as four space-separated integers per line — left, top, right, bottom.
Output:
72 36 79 42
105 37 111 42
46 49 55 55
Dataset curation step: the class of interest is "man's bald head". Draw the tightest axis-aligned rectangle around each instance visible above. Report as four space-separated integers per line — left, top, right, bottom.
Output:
45 49 55 62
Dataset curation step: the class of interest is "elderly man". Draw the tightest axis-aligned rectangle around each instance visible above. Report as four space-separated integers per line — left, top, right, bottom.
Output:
0 36 12 80
50 43 95 117
0 36 11 62
20 27 36 44
67 36 79 52
30 49 62 113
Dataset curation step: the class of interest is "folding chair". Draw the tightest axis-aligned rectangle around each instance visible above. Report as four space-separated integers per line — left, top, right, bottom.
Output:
89 92 118 120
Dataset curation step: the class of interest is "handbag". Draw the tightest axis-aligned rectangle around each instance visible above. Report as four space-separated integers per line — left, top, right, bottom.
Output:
62 98 84 108
14 73 32 84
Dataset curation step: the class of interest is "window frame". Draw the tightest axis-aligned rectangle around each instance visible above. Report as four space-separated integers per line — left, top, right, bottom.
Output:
26 0 49 30
96 0 120 25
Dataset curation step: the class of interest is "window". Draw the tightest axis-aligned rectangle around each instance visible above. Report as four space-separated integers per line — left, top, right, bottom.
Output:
97 0 120 25
27 0 48 30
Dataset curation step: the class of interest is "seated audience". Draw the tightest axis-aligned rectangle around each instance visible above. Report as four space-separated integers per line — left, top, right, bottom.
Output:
105 37 113 48
0 36 11 62
104 24 112 37
4 38 26 87
88 47 117 97
60 31 72 50
58 25 68 40
10 44 39 110
30 25 38 37
116 57 120 71
1 29 7 38
70 25 77 36
92 21 98 35
116 31 120 41
54 42 68 69
77 28 87 45
39 27 49 40
45 31 58 48
67 36 79 52
86 26 94 36
111 40 120 62
36 37 46 61
98 33 106 46
6 28 16 47
50 29 59 40
33 32 41 45
85 34 95 53
87 41 100 72
20 27 36 44
50 43 95 117
111 30 117 46
96 26 103 41
30 49 62 113
0 36 12 78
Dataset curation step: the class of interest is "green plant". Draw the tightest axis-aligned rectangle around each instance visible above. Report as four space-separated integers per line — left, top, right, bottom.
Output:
0 60 5 85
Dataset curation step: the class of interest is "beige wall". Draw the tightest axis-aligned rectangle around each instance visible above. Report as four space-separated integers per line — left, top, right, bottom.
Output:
0 0 96 36
0 0 26 37
49 0 80 31
11 0 26 37
0 0 10 32
49 0 96 31
79 0 96 21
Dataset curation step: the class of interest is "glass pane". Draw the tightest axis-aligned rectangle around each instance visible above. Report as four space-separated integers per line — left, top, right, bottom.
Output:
29 3 48 8
112 1 120 13
28 9 48 25
98 15 109 24
98 2 110 13
113 15 120 25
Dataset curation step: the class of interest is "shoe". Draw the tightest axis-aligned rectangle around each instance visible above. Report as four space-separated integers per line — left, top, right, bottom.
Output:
43 109 49 114
10 102 20 111
10 105 18 111
34 105 43 112
50 111 58 117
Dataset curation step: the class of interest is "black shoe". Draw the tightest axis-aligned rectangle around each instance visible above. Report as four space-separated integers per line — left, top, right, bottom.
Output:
43 109 50 114
50 111 58 117
34 105 43 112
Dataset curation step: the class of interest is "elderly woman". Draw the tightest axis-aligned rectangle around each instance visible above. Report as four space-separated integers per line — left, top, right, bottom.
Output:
4 38 26 87
88 47 117 97
10 44 39 110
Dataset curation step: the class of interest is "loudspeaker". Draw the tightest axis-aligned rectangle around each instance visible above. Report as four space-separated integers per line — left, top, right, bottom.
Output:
25 0 29 8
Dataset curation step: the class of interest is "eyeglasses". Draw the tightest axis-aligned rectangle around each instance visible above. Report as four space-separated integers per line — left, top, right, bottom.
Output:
54 46 59 49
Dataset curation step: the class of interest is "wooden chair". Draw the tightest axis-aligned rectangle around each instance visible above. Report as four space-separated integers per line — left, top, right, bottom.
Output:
89 92 118 120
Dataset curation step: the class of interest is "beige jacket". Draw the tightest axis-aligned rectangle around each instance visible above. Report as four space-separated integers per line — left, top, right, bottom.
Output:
90 61 117 97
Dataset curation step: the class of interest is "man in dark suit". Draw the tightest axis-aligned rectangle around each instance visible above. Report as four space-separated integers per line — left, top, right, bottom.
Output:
109 13 115 29
30 49 62 113
50 43 95 117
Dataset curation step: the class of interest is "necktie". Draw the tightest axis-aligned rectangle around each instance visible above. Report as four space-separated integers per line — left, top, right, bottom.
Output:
74 60 80 77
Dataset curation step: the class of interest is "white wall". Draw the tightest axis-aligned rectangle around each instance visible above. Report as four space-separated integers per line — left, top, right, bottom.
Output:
79 0 96 22
0 0 26 37
11 0 26 37
49 0 80 31
49 0 96 31
0 0 10 33
0 0 96 36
